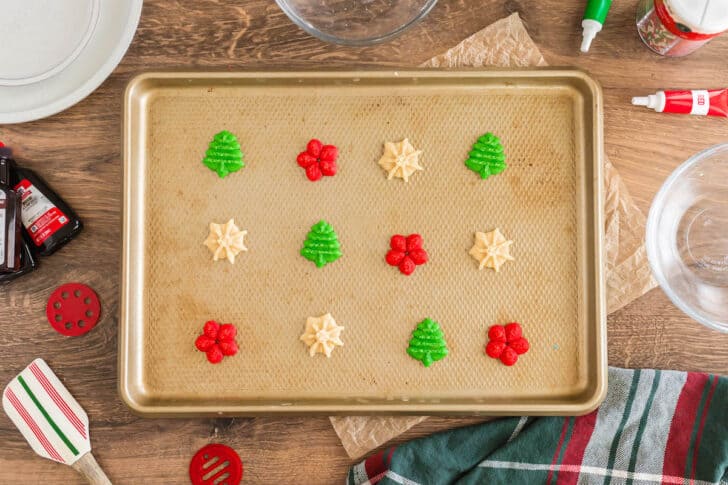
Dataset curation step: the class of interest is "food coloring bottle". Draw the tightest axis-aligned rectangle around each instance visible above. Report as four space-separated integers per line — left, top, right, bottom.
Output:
0 143 83 256
0 239 39 284
0 156 22 273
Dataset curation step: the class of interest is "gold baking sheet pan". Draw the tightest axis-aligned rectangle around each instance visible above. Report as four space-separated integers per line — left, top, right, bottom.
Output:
120 70 606 416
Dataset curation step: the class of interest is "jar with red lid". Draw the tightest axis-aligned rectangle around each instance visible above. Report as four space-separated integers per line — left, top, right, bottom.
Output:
637 0 728 57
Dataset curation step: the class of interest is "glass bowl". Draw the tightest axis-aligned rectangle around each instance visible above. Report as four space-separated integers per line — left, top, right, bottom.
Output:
646 143 728 332
274 0 438 46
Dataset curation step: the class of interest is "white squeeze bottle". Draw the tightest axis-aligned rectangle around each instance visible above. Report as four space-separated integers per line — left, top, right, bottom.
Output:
581 0 613 52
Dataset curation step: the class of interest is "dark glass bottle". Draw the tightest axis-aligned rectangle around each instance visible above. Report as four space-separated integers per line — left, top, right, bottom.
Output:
0 239 38 284
0 145 83 256
0 157 22 273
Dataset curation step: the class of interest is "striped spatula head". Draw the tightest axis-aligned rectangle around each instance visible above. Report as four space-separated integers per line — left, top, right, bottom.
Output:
2 358 90 465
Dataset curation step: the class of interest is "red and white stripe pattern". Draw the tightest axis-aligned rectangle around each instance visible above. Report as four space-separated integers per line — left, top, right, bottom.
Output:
29 360 87 440
2 358 90 465
4 387 65 463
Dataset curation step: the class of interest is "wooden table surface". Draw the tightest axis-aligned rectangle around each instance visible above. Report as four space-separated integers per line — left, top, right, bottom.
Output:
2 0 728 483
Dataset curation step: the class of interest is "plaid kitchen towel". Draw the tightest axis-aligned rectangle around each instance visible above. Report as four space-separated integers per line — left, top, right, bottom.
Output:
347 368 728 485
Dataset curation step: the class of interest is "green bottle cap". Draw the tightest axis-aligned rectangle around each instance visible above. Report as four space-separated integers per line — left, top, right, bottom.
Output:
581 0 612 52
584 0 612 22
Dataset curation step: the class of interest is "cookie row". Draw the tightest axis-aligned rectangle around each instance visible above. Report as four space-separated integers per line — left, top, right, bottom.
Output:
205 219 515 274
195 316 530 367
201 131 508 182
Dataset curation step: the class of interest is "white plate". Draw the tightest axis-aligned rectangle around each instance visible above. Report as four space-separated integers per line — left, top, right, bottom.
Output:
0 0 143 124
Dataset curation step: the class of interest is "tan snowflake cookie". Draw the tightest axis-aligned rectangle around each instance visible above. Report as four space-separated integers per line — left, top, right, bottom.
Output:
469 228 514 272
378 138 423 182
203 219 248 264
300 313 344 358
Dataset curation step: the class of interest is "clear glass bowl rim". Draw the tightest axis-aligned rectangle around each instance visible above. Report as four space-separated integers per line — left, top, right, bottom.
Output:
274 0 439 46
645 142 728 333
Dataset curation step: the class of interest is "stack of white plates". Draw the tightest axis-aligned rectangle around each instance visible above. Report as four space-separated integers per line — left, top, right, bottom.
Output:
0 0 143 124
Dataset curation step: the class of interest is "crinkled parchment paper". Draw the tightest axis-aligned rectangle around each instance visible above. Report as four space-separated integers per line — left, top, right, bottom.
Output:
331 12 657 459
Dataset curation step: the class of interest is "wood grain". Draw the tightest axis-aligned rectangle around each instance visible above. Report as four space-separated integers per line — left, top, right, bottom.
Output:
70 453 112 485
1 0 728 483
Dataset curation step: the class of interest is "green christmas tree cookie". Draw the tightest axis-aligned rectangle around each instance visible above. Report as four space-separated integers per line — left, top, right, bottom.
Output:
203 130 244 178
465 132 507 180
301 220 342 268
407 318 448 367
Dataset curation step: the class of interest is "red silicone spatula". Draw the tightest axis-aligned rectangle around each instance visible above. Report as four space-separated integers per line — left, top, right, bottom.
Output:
2 358 111 484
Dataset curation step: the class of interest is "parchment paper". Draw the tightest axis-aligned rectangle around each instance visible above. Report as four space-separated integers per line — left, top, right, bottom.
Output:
330 12 657 459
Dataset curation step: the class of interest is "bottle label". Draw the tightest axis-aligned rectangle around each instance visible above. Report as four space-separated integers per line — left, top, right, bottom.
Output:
13 179 69 247
691 90 710 115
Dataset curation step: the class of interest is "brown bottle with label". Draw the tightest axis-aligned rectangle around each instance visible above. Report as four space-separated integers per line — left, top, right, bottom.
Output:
0 157 22 273
0 144 83 256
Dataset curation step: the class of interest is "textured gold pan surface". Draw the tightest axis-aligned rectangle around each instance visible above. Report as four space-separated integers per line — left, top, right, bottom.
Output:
120 70 606 416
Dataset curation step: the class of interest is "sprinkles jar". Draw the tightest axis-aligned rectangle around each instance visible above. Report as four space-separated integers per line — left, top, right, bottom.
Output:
636 0 728 57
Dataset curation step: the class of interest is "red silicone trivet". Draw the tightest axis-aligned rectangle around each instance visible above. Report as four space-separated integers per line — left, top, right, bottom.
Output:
189 444 243 485
45 283 101 337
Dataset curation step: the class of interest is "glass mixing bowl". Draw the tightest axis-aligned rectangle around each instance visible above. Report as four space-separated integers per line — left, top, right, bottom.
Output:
274 0 438 45
646 143 728 332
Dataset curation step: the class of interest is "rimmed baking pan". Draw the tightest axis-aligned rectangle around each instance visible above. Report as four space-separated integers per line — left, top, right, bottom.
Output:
120 70 606 416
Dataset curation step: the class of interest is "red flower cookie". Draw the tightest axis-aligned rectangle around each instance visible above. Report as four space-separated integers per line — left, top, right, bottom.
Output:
297 139 338 181
195 320 238 364
386 234 428 275
485 322 529 366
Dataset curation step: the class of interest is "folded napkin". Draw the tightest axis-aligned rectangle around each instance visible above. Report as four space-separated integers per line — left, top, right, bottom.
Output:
348 367 728 485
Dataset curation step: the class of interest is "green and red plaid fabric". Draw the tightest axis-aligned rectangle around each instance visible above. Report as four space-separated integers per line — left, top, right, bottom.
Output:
348 368 728 485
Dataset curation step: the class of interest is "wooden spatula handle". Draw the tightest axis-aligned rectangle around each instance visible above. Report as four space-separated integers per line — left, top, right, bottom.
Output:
71 452 112 485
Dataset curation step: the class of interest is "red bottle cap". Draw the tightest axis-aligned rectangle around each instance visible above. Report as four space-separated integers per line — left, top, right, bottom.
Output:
189 444 243 485
46 283 101 336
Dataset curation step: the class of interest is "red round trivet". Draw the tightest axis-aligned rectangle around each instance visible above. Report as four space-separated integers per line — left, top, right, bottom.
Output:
189 443 243 485
45 283 101 337
195 320 238 364
296 139 338 181
484 322 529 366
385 234 428 276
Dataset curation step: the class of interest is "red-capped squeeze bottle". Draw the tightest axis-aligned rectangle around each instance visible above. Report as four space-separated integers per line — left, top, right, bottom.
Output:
0 155 22 273
0 143 83 256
